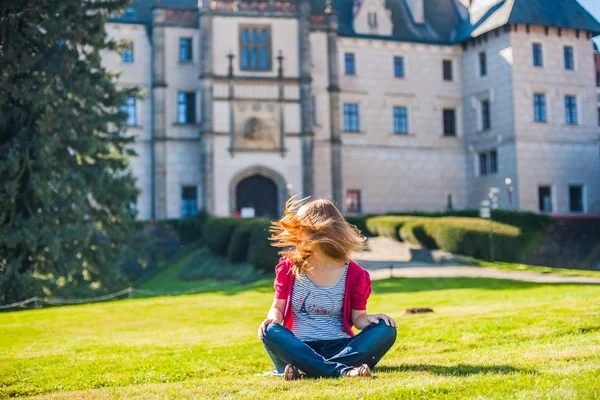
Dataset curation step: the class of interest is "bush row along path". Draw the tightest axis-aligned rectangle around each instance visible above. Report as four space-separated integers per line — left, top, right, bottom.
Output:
354 237 600 284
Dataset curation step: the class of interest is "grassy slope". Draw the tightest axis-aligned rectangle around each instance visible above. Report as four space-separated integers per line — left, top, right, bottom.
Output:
1 278 600 399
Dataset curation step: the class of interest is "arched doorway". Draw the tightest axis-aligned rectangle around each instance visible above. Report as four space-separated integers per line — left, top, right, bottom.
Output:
235 175 279 219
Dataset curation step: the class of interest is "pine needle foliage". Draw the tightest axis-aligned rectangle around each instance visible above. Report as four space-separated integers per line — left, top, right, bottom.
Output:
0 0 142 304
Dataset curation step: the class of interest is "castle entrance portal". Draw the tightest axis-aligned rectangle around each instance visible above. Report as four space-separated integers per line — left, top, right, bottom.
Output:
235 175 279 219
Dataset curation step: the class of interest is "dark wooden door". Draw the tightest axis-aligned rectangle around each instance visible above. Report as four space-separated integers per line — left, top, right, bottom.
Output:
236 175 278 219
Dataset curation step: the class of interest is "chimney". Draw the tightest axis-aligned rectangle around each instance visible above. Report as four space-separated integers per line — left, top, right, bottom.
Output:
407 0 424 25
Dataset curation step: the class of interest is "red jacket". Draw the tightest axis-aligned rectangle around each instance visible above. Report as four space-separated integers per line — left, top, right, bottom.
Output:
273 257 372 337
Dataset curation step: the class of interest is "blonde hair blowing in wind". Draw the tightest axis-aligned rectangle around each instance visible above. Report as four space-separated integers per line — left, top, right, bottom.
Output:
269 196 366 277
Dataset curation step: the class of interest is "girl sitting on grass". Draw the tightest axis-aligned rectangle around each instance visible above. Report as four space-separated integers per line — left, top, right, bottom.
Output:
258 197 397 380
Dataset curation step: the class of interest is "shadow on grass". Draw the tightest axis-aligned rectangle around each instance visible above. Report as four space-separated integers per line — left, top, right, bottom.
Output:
134 276 587 300
377 363 534 376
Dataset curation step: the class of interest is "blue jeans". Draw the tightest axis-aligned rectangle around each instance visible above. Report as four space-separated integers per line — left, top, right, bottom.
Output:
261 320 396 378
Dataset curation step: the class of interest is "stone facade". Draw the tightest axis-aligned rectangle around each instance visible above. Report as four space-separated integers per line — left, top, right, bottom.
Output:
104 0 600 219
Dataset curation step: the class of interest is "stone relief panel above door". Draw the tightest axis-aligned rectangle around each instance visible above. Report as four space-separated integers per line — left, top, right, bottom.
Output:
233 101 280 150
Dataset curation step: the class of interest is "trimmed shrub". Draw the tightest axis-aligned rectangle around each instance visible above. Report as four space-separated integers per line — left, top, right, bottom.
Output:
401 217 521 261
399 220 437 249
366 216 424 240
227 218 271 263
202 217 246 256
248 220 280 274
163 210 211 244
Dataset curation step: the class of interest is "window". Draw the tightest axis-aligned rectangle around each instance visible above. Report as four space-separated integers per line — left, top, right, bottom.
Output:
479 52 487 76
533 93 546 123
532 43 543 67
565 96 577 125
478 149 497 176
489 149 497 174
312 95 317 125
368 12 378 28
120 97 137 126
569 185 583 212
181 186 197 217
343 103 359 132
177 92 196 124
240 26 271 71
393 106 408 134
564 46 574 70
345 53 356 75
394 56 404 78
346 190 361 213
538 186 552 212
481 99 491 130
121 42 134 63
443 109 456 136
597 107 600 127
180 38 192 61
443 60 453 81
479 152 488 176
596 72 600 87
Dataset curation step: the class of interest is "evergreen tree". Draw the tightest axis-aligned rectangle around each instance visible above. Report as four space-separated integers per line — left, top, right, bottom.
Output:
0 0 142 304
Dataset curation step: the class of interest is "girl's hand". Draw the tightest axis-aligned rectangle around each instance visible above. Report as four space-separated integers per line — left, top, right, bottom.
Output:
257 318 280 340
365 313 396 328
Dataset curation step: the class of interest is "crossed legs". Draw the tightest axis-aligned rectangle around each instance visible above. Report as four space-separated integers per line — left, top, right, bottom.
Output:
262 320 396 378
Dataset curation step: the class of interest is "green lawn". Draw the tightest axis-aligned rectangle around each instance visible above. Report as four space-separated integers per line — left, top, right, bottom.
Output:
1 277 600 399
476 260 600 278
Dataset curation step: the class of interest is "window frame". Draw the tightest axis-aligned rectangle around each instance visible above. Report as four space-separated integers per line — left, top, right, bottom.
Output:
532 43 543 67
393 106 408 134
538 185 553 213
481 99 491 131
181 186 198 217
344 52 356 75
443 108 456 136
393 56 404 78
565 95 578 125
346 189 362 213
563 46 575 70
177 92 196 124
533 93 547 123
121 97 137 126
479 152 488 176
121 42 134 64
479 51 487 77
343 103 360 132
239 25 272 72
568 185 584 213
179 37 193 62
442 59 453 81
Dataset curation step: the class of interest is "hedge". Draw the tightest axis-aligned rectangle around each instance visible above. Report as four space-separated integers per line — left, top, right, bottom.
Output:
227 218 271 263
247 220 280 274
202 217 246 256
162 210 210 244
366 216 425 240
400 217 522 261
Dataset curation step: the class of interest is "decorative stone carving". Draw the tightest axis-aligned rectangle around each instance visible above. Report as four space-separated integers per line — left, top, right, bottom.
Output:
234 102 280 150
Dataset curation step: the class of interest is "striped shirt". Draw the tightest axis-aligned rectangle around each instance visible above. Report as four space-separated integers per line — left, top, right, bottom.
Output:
290 262 350 342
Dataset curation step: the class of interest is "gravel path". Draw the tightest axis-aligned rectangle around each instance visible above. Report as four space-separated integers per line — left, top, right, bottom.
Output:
352 237 600 284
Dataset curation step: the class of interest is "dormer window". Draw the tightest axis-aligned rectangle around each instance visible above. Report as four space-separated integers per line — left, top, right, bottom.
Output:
368 12 378 28
352 0 392 36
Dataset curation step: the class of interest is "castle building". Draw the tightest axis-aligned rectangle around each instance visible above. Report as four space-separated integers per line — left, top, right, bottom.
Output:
104 0 600 219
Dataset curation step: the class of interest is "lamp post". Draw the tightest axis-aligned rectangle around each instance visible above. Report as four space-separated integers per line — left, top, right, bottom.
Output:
504 177 514 209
